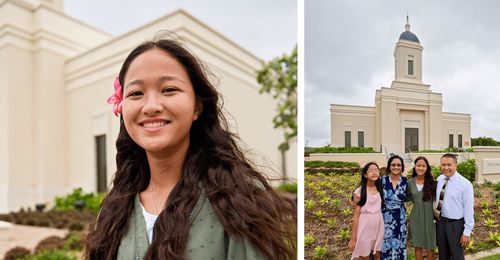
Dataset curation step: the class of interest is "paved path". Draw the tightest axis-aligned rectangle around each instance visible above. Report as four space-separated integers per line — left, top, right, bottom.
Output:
466 247 500 259
0 221 68 259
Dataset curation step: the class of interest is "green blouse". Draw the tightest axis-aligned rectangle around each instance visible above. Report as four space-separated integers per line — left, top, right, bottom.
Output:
116 194 266 260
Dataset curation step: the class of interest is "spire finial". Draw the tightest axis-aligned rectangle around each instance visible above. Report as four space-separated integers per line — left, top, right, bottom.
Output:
405 13 411 32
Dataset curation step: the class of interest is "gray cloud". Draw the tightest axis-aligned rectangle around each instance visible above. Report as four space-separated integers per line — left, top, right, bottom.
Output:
306 0 500 146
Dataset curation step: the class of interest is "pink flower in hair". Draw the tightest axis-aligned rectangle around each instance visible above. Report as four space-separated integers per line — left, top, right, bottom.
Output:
107 77 123 116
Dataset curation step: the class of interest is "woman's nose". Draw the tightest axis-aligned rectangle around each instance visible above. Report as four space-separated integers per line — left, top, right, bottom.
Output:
142 93 163 115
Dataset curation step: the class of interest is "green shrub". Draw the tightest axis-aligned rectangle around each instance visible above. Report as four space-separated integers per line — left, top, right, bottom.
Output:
34 236 64 254
305 146 376 154
63 232 84 251
68 222 84 231
4 246 31 260
472 136 500 146
276 183 297 194
493 182 500 192
414 148 474 153
431 166 441 179
457 159 476 182
54 188 105 213
304 161 360 168
306 167 361 175
30 250 76 260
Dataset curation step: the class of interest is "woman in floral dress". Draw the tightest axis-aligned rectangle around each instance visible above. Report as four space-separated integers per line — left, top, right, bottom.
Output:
381 155 408 259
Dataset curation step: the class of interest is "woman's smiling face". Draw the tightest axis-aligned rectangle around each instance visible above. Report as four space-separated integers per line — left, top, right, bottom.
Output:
390 158 403 175
121 48 200 155
414 159 427 177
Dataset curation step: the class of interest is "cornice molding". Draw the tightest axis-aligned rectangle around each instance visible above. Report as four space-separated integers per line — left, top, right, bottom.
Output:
0 24 32 50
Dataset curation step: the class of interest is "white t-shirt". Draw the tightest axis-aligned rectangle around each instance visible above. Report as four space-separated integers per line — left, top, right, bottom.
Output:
140 202 158 243
416 183 423 191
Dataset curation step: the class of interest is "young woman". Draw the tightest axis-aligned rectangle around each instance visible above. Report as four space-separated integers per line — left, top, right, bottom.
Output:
381 155 408 259
349 162 384 260
84 38 296 260
407 156 436 260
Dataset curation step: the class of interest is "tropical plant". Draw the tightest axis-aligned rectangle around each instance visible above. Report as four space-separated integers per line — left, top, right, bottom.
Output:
313 245 328 259
488 231 500 246
484 218 497 228
314 210 325 220
257 46 297 180
482 208 492 218
331 199 341 209
305 200 316 210
338 228 350 241
304 234 315 247
326 218 337 229
342 207 352 216
319 197 330 206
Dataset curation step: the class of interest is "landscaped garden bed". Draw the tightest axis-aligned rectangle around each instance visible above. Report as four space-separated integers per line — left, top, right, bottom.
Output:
304 169 500 259
0 188 103 259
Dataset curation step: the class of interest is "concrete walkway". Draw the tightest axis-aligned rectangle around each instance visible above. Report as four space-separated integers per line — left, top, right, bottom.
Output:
0 221 68 259
466 247 500 259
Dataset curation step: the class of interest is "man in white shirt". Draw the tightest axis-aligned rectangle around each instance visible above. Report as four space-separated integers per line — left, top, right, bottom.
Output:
435 153 474 260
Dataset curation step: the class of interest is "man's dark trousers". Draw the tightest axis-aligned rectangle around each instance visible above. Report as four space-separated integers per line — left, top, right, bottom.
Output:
436 218 465 260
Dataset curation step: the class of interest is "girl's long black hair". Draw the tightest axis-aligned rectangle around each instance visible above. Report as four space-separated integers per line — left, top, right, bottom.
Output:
356 162 384 207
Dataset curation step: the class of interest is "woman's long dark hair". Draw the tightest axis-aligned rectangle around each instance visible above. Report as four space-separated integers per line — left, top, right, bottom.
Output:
356 162 383 207
84 38 296 260
411 156 436 202
386 155 405 175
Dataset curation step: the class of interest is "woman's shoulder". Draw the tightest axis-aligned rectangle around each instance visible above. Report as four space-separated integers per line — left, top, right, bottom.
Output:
353 186 361 196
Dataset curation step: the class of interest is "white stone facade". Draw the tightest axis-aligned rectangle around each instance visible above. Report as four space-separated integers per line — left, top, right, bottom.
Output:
331 20 471 154
0 0 296 213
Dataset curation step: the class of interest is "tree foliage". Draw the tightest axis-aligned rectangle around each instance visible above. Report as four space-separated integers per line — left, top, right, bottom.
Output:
472 137 500 146
257 46 297 152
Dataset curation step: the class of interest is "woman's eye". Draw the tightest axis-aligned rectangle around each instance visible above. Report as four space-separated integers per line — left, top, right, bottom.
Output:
162 87 177 93
127 91 142 97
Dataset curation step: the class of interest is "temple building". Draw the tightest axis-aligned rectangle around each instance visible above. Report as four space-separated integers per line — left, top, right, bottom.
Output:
330 18 471 154
0 0 295 212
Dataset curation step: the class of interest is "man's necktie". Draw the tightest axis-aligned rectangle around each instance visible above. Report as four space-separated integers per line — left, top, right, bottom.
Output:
434 177 450 221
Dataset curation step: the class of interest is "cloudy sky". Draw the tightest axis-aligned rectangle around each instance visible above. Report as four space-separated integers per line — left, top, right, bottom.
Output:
305 0 500 147
64 0 297 61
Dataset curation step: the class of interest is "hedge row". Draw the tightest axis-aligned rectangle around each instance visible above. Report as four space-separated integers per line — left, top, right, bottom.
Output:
304 161 360 168
305 146 376 155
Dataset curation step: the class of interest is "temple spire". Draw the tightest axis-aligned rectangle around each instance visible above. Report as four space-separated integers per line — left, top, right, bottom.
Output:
405 14 411 32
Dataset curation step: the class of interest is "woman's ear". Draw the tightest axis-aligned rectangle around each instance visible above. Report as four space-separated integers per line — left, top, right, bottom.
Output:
193 101 203 120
